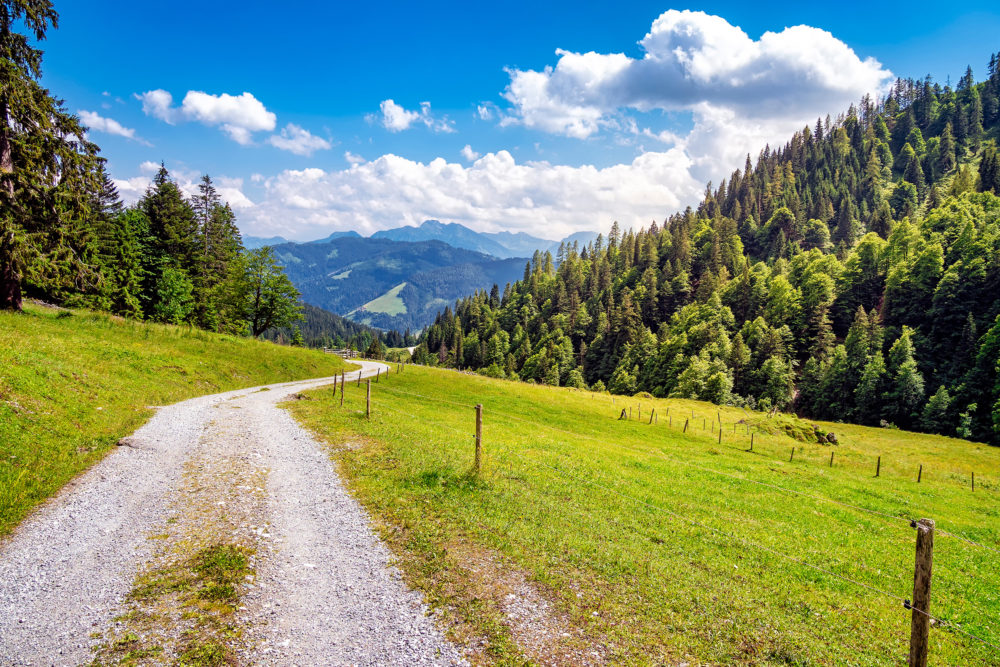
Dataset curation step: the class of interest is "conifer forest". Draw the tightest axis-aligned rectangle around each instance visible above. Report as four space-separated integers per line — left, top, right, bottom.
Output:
415 62 1000 444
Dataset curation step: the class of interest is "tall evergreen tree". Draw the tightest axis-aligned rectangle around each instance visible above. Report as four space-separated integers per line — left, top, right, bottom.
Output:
1 0 103 309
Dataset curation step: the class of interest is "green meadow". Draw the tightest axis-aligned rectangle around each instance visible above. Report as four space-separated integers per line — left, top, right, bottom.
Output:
0 303 351 538
291 364 1000 666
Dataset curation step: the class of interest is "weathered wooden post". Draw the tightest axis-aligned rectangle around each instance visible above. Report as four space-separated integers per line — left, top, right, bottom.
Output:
750 433 754 451
918 465 922 483
340 372 345 407
972 472 975 492
829 451 834 467
683 418 689 433
366 379 371 419
876 455 881 477
789 447 794 462
908 518 934 667
717 429 721 445
475 404 483 474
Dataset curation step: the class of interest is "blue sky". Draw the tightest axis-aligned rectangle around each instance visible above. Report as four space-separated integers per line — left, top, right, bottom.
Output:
38 1 1000 241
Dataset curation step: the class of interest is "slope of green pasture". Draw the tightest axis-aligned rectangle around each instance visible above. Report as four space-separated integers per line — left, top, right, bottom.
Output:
0 304 351 537
291 365 1000 666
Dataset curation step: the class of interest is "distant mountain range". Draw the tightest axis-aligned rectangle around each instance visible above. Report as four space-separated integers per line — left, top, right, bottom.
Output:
270 236 526 331
246 221 599 330
245 220 599 259
243 234 292 249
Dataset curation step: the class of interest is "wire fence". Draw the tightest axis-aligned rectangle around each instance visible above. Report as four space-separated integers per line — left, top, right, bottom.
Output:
328 365 1000 659
381 383 998 555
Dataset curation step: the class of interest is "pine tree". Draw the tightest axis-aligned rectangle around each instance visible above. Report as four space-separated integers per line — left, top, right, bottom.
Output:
141 165 198 272
969 88 984 152
979 142 1000 194
1 0 103 309
937 122 957 174
854 351 888 424
921 385 953 433
886 327 925 427
190 175 241 329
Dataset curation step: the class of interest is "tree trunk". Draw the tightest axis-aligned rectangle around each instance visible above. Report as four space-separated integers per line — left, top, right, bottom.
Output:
1 231 22 310
0 99 13 199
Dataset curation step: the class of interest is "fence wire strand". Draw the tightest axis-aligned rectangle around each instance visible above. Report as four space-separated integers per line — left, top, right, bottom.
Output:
376 384 999 555
343 376 1000 655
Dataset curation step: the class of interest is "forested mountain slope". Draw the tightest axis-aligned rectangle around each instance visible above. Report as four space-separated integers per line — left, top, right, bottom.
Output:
271 237 526 330
414 56 1000 444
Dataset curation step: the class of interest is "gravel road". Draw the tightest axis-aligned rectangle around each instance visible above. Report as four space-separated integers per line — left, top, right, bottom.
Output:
0 361 465 666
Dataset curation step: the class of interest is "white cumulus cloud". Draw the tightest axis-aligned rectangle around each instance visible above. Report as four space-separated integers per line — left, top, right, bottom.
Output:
136 89 277 144
372 99 455 133
79 110 150 145
498 10 893 188
461 144 480 161
267 123 332 156
114 165 254 210
135 89 176 123
502 10 893 139
236 150 700 240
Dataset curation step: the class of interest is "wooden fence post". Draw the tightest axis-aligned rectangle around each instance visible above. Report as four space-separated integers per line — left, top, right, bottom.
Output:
830 451 834 467
683 418 689 433
908 518 934 667
475 404 483 474
648 410 654 425
918 465 922 483
750 433 754 451
340 372 344 408
718 429 722 445
876 456 881 478
972 472 975 491
366 379 371 419
789 447 794 462
357 370 361 387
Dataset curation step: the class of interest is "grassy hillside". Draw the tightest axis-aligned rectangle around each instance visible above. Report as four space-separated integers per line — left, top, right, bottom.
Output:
290 365 999 666
351 282 409 319
0 303 352 538
270 236 527 330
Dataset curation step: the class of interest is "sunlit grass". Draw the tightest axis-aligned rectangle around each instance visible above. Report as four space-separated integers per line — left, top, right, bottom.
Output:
291 364 1000 665
0 303 350 537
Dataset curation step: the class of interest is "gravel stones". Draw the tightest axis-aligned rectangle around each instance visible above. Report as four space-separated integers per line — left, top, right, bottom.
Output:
0 362 464 666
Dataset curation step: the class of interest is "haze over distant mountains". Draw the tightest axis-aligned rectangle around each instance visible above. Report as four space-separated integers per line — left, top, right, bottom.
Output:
244 220 599 258
270 236 527 331
243 221 600 330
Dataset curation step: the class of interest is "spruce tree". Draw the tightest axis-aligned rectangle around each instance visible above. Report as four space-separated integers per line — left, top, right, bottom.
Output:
937 122 957 174
141 165 198 272
979 143 1000 194
1 0 103 309
886 327 925 427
